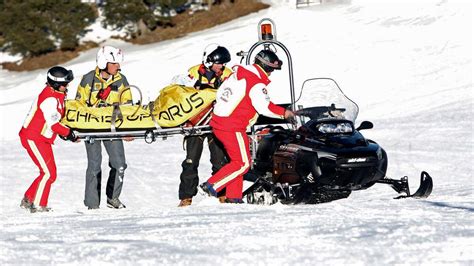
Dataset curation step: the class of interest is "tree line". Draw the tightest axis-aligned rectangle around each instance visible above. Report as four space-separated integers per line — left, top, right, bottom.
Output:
0 0 189 57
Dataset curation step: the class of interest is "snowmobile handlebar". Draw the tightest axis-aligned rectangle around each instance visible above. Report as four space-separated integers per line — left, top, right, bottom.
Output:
295 105 346 120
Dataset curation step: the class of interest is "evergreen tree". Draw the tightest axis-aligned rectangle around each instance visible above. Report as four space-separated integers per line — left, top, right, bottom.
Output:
0 1 55 56
48 1 96 51
0 0 96 56
151 0 189 10
102 0 188 37
102 0 153 37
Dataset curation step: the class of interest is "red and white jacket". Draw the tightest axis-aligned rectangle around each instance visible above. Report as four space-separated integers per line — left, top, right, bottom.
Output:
211 64 286 132
19 86 70 143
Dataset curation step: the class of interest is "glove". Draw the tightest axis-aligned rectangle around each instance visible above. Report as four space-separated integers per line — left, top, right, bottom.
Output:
62 129 78 142
97 85 113 100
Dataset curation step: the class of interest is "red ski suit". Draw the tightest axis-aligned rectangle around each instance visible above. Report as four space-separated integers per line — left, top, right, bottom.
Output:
208 64 286 199
19 86 70 207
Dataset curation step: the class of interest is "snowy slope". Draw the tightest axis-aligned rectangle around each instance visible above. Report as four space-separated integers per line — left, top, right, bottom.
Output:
1 0 473 264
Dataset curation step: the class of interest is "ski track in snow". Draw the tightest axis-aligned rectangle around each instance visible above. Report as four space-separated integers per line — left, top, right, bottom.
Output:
1 0 473 264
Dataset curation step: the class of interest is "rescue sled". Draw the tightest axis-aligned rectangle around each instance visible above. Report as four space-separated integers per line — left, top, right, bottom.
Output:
62 84 216 142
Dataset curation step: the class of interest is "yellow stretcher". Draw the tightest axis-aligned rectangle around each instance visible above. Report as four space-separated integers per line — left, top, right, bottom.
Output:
61 84 216 143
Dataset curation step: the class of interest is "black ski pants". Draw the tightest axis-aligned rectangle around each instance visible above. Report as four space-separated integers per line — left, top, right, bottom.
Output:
178 133 226 200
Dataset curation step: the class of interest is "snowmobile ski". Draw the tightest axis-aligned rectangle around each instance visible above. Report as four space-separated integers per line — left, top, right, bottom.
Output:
376 171 433 199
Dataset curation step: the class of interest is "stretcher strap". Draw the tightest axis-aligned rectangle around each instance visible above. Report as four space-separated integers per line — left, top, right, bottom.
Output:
195 106 213 126
148 102 162 130
110 103 123 132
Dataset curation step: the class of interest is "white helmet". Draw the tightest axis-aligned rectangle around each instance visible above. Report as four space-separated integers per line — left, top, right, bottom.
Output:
96 45 124 70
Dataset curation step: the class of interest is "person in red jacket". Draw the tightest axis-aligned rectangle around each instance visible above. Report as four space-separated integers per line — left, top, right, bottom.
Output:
200 49 295 203
19 66 78 213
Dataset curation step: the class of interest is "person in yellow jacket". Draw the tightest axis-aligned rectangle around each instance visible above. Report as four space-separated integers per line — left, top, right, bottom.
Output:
174 44 233 207
75 45 132 210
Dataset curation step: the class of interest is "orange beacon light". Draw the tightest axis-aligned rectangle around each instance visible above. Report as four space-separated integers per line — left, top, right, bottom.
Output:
261 23 273 40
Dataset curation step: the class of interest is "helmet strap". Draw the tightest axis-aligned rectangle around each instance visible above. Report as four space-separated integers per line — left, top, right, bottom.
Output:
100 69 111 79
203 60 212 68
48 82 67 93
102 62 116 77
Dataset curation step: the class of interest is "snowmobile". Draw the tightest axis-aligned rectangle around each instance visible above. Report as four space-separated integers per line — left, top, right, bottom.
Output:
243 77 433 204
238 18 432 204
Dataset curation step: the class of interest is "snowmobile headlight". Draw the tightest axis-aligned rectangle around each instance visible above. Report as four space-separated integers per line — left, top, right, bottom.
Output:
318 122 353 133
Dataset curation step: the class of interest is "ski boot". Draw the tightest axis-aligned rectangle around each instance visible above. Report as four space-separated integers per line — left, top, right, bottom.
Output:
223 198 244 204
20 197 33 210
107 198 126 209
178 198 192 207
199 182 217 197
30 205 51 213
218 196 227 203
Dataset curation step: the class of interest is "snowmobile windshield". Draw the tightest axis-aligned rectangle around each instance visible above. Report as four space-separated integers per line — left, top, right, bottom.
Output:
294 78 359 123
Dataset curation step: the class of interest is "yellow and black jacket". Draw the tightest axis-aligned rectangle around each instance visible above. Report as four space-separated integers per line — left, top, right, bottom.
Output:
188 64 232 90
75 68 132 107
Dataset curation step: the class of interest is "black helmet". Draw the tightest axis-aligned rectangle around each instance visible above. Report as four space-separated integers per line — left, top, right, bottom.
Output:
47 66 74 90
254 50 283 73
203 45 231 68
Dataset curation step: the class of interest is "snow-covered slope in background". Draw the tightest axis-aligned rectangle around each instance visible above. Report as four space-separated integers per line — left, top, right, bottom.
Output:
0 0 472 264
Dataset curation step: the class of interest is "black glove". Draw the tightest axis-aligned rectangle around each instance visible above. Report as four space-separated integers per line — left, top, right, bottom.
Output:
62 129 78 142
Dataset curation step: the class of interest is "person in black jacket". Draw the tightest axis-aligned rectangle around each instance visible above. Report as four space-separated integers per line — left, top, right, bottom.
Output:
176 44 232 207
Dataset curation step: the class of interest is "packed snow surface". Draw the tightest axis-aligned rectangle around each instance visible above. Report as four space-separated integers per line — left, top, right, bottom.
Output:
0 0 472 264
